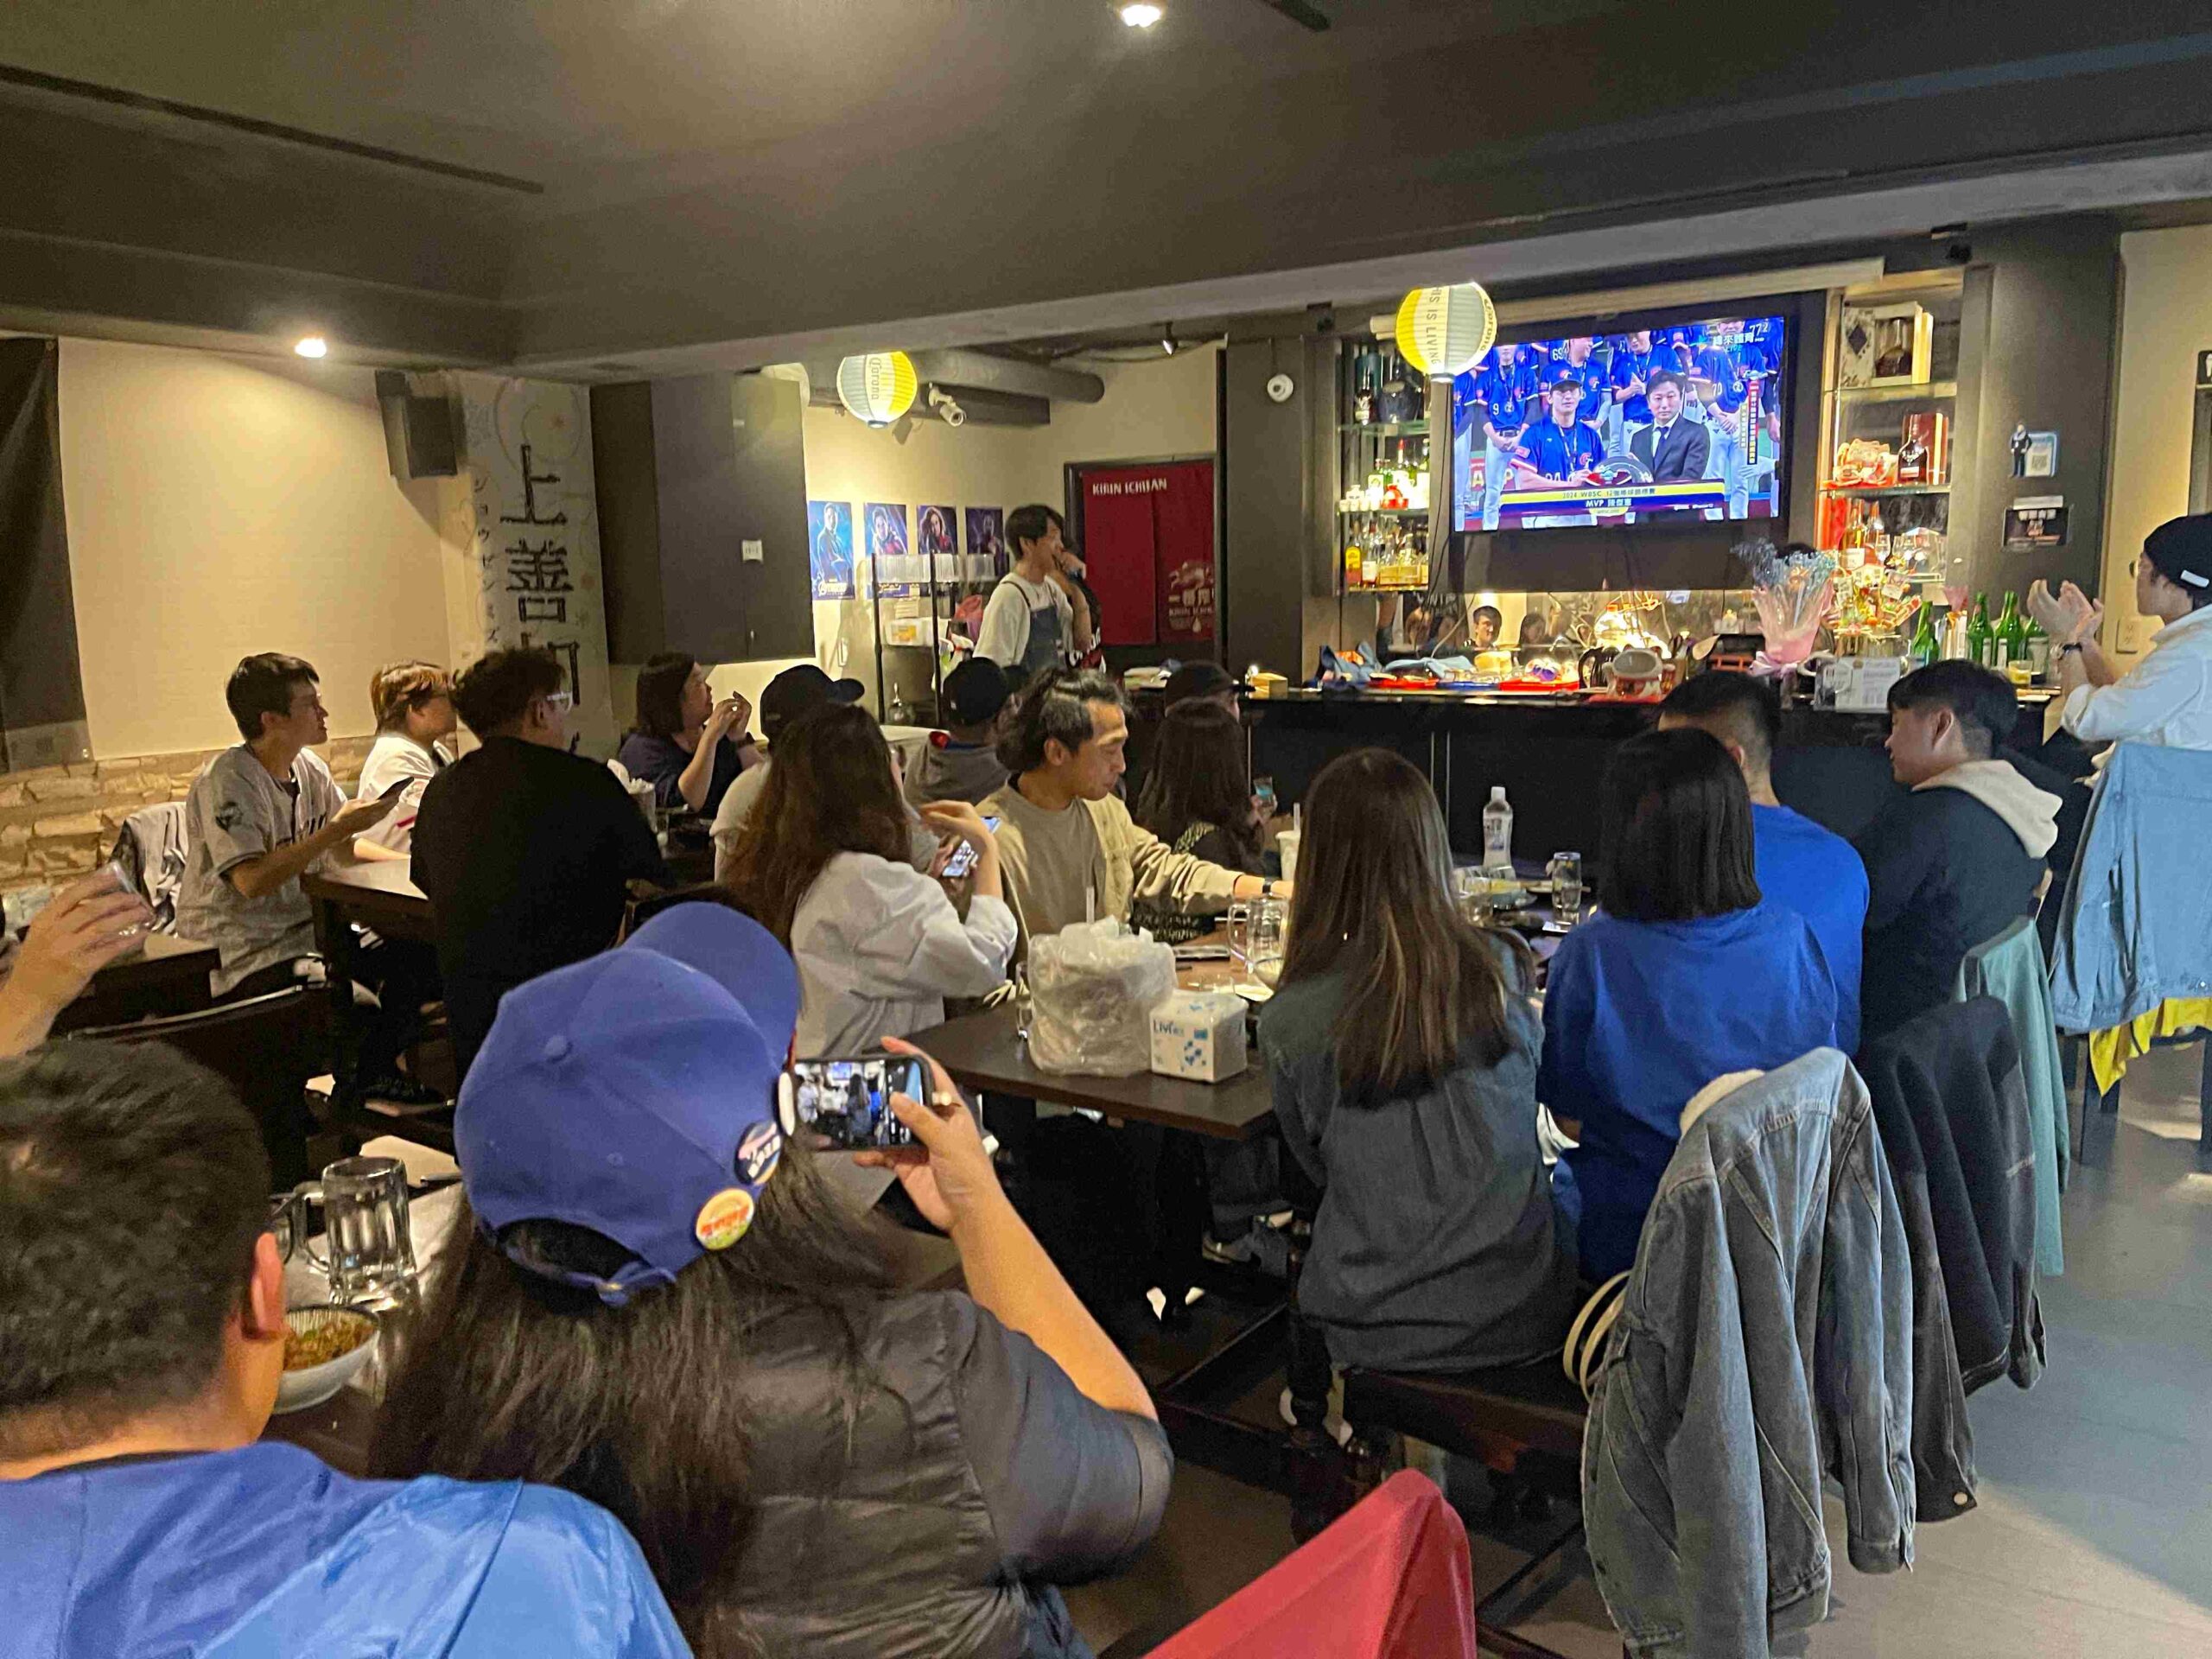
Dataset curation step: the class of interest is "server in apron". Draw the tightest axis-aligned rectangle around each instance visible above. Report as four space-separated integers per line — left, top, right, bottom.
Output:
976 505 1093 684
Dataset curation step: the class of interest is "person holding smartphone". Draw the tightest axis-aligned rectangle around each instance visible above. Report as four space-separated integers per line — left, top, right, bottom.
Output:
374 905 1169 1659
618 652 758 817
0 868 155 1057
721 703 1015 1059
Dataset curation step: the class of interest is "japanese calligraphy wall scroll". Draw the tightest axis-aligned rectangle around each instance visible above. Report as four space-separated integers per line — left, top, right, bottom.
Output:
459 376 616 753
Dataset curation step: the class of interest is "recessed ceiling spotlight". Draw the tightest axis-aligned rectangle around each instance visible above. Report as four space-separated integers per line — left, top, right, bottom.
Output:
1121 4 1164 28
294 335 328 359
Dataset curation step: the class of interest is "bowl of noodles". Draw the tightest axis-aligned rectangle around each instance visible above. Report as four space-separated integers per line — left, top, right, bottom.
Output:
276 1305 380 1414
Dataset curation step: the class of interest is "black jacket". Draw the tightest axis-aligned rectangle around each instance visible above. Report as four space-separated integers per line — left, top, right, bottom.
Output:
1629 417 1710 483
729 1292 1172 1657
413 737 668 1079
1858 996 2044 1522
1854 788 2041 1045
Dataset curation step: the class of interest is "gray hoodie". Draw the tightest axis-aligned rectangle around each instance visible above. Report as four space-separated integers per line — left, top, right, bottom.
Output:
905 734 1009 809
1916 759 2062 859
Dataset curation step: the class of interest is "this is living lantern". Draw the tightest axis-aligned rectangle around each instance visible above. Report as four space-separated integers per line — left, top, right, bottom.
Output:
1394 283 1497 378
835 351 918 427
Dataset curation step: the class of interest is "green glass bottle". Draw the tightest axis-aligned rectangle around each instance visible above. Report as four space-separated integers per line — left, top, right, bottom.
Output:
1967 594 1993 667
1998 592 2028 670
1909 597 1940 667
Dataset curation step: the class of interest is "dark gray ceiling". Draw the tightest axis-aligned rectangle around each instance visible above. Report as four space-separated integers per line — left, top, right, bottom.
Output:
4 1 2212 374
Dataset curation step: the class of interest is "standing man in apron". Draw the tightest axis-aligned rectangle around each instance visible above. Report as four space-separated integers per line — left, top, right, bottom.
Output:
976 504 1095 685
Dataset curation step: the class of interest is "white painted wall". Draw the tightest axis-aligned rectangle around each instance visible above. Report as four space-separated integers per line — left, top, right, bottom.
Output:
56 339 452 757
2103 227 2212 660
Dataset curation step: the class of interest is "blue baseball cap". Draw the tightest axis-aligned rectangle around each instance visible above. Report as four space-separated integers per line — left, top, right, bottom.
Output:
455 902 800 1306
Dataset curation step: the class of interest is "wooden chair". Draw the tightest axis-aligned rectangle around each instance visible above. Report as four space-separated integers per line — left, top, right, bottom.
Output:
68 988 331 1188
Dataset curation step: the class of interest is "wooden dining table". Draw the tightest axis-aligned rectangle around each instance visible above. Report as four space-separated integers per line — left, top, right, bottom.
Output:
906 940 1323 1499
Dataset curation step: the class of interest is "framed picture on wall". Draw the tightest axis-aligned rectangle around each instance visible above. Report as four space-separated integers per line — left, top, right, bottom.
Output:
917 505 957 587
964 507 1005 584
808 500 855 599
866 502 913 595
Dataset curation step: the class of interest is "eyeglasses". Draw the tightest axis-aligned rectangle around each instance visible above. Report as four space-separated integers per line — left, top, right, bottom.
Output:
541 690 574 715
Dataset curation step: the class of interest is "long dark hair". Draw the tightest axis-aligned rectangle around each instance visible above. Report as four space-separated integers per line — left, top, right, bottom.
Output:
1279 748 1530 1103
372 1141 896 1656
1597 727 1761 922
1133 700 1260 864
721 704 911 945
633 652 697 741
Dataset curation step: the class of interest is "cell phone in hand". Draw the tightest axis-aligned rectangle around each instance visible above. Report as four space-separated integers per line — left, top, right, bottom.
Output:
379 776 414 801
940 814 1001 881
777 1055 930 1151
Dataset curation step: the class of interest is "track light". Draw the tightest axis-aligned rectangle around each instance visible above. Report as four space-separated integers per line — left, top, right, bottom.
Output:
293 335 328 359
1121 4 1164 28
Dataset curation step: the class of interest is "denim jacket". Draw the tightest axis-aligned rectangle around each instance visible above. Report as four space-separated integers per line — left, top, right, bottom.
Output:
1580 1050 1916 1659
2050 742 2212 1032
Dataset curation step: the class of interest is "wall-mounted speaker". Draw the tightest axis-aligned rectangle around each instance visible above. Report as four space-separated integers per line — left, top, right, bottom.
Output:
373 371 461 480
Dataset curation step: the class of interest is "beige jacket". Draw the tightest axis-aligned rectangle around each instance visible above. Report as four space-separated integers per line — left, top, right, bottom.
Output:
982 782 1244 956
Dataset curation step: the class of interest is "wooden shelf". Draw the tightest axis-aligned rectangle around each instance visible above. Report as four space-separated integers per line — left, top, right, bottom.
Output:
1338 420 1430 435
1835 381 1957 404
1338 505 1430 517
1820 483 1950 497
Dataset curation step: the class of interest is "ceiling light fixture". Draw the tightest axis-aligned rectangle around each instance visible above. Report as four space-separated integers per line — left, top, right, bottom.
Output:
293 335 328 359
1160 325 1177 356
1121 4 1165 29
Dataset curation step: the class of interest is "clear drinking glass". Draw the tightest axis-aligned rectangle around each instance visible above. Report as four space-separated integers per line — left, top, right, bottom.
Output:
1249 897 1287 973
1226 901 1253 969
1548 852 1586 930
1452 866 1493 928
1012 962 1033 1047
302 1157 416 1308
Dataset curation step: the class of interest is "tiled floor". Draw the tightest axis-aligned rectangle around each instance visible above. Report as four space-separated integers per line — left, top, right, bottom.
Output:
1069 1041 2212 1656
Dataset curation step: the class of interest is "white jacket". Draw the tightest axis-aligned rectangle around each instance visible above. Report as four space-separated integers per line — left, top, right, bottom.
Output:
2062 605 2212 751
790 852 1017 1057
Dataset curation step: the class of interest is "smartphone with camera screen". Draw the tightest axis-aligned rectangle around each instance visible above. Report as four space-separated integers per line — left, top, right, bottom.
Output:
940 814 1001 881
778 1055 929 1150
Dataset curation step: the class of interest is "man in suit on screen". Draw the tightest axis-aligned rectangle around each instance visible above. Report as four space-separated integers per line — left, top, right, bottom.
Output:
1629 372 1711 482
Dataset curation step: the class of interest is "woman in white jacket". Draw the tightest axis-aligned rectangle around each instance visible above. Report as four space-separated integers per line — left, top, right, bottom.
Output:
720 702 1016 1058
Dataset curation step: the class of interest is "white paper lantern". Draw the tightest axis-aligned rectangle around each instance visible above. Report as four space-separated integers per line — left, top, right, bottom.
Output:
835 351 918 426
1395 283 1497 378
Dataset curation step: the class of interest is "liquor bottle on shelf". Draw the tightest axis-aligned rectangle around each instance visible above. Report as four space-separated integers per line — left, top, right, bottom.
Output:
1867 503 1891 565
1360 528 1380 588
1967 594 1993 666
1897 422 1929 486
1995 592 2027 671
1352 350 1376 426
1839 501 1869 565
1909 598 1940 668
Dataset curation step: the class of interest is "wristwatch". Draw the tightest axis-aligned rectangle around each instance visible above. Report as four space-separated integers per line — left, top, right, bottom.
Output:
2059 642 2084 657
1260 879 1280 899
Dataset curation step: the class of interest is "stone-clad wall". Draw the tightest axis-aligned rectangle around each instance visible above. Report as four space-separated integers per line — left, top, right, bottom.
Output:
1 736 375 898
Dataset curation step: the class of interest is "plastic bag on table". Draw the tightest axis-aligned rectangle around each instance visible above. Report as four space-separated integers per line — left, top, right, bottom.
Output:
1029 918 1179 1077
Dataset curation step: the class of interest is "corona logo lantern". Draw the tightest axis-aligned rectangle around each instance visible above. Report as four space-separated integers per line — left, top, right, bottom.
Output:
1394 283 1497 378
835 351 918 427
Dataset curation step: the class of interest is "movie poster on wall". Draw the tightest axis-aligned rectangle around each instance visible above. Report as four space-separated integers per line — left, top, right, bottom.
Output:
917 505 958 588
964 507 1005 584
808 501 855 599
867 502 914 595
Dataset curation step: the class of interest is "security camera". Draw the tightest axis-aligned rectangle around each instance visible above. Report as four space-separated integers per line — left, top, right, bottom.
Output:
927 385 967 428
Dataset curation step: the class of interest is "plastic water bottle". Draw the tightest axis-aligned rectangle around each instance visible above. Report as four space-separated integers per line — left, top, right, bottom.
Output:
1482 786 1514 880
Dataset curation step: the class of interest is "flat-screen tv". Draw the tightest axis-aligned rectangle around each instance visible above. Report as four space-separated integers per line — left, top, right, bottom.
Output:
1449 313 1790 534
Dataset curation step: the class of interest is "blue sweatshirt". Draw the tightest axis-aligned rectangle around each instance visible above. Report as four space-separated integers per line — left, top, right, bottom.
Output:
1541 900 1840 1281
0 1440 690 1659
1752 803 1868 1055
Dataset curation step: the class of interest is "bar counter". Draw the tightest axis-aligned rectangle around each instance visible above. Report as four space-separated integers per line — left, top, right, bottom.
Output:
1235 684 2055 861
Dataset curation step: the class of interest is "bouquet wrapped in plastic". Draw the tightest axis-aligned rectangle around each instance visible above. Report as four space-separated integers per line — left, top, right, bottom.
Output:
1028 918 1179 1077
1736 541 1836 677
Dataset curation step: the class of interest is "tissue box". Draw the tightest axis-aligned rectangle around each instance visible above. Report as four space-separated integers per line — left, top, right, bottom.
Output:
1149 991 1250 1083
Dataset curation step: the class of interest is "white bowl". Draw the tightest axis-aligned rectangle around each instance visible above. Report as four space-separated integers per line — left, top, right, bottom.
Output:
275 1305 380 1414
